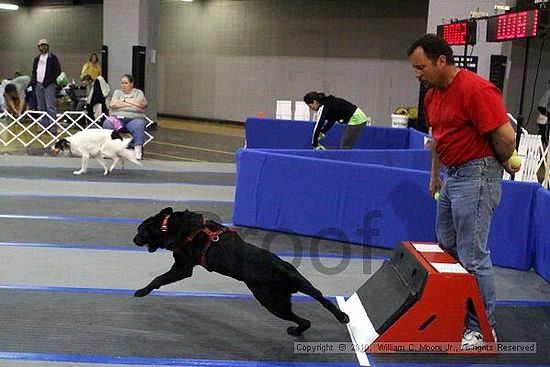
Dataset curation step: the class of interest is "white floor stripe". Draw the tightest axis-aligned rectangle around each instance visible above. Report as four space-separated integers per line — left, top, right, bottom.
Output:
0 155 237 173
0 178 235 201
0 246 373 297
336 296 371 366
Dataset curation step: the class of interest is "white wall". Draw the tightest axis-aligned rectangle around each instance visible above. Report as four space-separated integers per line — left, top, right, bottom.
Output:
103 0 158 119
157 0 429 125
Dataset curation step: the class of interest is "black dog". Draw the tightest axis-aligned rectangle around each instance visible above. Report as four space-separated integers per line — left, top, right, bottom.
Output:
133 207 349 336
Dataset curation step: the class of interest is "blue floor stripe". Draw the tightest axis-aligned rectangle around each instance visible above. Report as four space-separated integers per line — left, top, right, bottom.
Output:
0 213 234 226
0 176 235 186
0 284 547 307
0 214 142 224
0 351 359 366
0 242 146 252
0 241 382 260
0 352 546 367
496 299 550 307
372 364 550 367
0 284 323 301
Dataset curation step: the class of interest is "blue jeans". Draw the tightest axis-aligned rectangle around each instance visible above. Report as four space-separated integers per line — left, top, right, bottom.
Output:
437 157 503 332
103 117 146 145
35 82 57 133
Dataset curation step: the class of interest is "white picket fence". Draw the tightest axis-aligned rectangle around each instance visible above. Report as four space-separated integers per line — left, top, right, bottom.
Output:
0 110 154 148
505 113 549 189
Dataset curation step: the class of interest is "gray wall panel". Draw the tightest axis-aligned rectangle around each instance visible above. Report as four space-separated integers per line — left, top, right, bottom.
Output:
158 0 429 125
0 5 103 82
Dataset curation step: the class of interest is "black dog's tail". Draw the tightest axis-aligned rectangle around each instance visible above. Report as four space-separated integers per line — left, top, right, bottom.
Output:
111 130 123 141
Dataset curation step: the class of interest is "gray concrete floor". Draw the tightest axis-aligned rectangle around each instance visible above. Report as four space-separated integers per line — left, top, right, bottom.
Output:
0 121 548 367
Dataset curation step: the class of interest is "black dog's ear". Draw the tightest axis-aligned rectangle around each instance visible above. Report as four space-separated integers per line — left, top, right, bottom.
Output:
159 207 174 216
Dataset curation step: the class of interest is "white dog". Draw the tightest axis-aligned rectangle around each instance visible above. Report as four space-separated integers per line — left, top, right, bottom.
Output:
53 129 141 175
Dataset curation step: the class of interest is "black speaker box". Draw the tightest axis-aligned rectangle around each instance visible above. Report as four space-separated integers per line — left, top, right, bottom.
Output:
101 45 108 82
489 54 507 92
132 45 146 92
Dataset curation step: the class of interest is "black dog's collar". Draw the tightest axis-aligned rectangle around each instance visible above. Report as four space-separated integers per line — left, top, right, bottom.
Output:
161 214 170 232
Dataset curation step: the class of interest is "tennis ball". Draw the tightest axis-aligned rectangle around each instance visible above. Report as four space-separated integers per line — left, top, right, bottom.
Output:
509 155 521 169
433 192 440 201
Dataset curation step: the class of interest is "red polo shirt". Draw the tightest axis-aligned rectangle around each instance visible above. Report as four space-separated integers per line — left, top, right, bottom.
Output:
424 69 509 167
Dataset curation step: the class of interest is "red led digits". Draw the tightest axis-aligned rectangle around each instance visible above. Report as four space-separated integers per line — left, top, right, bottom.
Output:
443 23 467 45
437 21 476 45
496 11 529 40
487 9 542 42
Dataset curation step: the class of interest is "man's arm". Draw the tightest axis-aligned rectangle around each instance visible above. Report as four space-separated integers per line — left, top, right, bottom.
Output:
490 121 518 174
429 141 443 195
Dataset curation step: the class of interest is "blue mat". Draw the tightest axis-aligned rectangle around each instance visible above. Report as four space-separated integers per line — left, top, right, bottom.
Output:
245 118 411 149
534 188 550 281
236 117 549 275
234 149 436 249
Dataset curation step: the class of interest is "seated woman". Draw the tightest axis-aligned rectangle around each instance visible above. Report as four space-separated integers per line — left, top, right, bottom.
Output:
103 74 147 160
80 53 101 81
3 83 26 118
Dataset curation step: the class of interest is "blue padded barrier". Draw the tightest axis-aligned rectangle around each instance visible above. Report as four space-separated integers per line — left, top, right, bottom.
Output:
488 181 540 270
408 128 430 149
234 149 437 249
245 117 410 150
238 117 545 273
534 189 550 281
256 149 431 172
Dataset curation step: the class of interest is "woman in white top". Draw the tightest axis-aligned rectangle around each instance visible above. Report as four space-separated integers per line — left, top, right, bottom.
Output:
103 74 147 159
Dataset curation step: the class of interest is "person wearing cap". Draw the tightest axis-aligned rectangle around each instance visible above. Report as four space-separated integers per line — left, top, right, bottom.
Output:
31 38 61 134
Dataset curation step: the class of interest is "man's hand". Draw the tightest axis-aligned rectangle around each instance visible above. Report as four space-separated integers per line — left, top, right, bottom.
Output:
503 152 522 175
429 175 442 197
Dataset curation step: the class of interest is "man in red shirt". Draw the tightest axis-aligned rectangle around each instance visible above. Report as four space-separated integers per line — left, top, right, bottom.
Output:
407 34 520 348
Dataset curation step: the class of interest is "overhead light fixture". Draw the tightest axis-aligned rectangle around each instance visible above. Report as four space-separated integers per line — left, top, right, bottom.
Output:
0 3 18 10
180 0 193 2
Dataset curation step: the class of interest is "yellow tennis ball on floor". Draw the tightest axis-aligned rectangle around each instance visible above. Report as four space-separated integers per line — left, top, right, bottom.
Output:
509 155 521 169
434 192 440 201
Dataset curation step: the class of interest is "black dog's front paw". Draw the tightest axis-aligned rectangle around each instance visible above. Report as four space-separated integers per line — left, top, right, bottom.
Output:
134 287 152 297
287 320 310 336
287 326 303 336
337 311 350 324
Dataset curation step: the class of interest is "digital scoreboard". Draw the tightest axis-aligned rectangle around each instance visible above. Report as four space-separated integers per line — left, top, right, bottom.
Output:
486 9 547 42
437 21 477 45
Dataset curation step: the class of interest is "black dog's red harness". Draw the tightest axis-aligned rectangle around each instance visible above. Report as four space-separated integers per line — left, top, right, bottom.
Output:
161 215 235 269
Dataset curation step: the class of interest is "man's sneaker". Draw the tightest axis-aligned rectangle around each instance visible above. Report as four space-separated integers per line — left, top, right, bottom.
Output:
461 328 497 349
